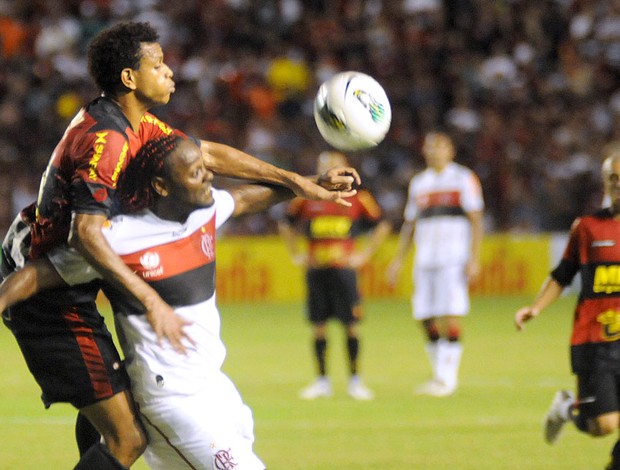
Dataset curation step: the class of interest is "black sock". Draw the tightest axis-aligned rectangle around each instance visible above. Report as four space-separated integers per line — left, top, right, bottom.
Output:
74 443 129 470
314 338 327 376
75 412 101 456
607 440 620 470
346 336 359 375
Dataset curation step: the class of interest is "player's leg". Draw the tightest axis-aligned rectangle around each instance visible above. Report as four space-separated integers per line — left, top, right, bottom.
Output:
299 268 331 399
139 372 265 470
432 265 469 395
75 411 102 455
413 267 440 392
335 268 373 400
76 390 147 468
545 371 620 446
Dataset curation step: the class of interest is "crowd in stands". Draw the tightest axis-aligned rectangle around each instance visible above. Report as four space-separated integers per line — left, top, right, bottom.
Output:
0 0 618 237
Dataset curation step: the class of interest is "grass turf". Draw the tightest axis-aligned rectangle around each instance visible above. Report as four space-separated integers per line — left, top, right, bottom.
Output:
0 295 615 469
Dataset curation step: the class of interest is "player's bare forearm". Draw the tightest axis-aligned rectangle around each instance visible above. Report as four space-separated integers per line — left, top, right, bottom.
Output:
69 212 193 353
201 141 360 206
0 258 64 313
232 184 295 217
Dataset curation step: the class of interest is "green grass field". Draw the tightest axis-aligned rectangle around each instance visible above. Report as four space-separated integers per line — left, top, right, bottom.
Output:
0 295 615 469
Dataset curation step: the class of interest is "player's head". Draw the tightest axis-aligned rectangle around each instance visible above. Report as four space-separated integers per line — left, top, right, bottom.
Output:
87 21 174 104
317 151 348 174
602 152 620 213
422 131 455 170
118 136 214 216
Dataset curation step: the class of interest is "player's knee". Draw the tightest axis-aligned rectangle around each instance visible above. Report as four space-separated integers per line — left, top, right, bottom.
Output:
579 413 619 437
102 422 147 464
447 324 461 342
590 419 618 437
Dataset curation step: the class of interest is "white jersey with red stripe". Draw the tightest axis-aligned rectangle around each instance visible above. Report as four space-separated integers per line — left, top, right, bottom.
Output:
404 162 484 268
102 188 234 399
46 188 266 469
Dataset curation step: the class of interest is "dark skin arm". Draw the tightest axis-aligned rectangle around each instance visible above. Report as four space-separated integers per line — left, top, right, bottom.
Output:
69 212 194 353
230 167 359 216
200 141 361 207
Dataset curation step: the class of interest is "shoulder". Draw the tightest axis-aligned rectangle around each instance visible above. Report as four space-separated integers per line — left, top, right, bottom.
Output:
140 112 176 135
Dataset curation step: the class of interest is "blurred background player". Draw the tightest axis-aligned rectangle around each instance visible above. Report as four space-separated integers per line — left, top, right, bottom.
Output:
514 152 620 470
386 131 484 397
278 151 392 401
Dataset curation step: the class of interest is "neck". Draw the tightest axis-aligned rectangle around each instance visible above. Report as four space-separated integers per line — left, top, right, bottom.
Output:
152 201 192 224
104 92 149 132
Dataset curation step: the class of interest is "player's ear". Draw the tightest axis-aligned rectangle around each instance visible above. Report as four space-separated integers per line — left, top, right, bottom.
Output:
120 67 137 91
152 177 168 197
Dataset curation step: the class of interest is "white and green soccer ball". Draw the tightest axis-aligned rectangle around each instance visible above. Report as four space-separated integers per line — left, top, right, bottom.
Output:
313 71 392 151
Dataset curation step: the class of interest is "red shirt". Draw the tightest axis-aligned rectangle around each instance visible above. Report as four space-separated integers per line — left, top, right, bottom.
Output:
285 189 383 268
552 209 620 346
29 97 191 258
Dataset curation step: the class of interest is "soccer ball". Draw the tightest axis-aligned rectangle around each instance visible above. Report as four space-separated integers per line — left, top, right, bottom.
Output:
313 71 391 151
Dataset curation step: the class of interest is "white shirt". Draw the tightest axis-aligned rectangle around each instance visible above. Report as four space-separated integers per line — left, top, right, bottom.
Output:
102 189 235 398
404 162 484 268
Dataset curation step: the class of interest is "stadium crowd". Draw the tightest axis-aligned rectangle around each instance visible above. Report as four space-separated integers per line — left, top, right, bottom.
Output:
0 0 618 236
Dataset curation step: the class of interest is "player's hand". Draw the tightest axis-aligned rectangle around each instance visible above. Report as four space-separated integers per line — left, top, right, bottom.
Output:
349 251 370 270
514 306 539 331
289 167 360 207
385 259 402 288
317 167 361 191
145 299 195 354
466 259 481 283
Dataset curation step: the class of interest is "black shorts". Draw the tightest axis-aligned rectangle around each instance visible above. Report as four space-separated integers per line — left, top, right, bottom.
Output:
306 267 360 325
3 288 130 409
577 371 620 420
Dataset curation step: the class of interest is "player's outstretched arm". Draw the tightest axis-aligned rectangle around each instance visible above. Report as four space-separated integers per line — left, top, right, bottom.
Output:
514 277 564 331
230 167 358 216
200 141 360 207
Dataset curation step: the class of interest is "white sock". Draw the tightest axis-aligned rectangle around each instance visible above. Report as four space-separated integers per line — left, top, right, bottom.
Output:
435 340 462 389
425 342 439 379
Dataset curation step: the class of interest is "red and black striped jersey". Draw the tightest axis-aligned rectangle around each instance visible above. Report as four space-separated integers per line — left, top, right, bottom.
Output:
29 97 192 259
551 209 620 352
285 189 383 268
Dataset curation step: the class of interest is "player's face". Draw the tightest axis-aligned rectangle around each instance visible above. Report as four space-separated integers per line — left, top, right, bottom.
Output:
133 42 175 106
605 159 620 212
423 133 455 170
166 140 215 209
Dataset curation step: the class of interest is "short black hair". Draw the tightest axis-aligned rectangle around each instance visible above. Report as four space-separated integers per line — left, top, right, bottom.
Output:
87 21 159 96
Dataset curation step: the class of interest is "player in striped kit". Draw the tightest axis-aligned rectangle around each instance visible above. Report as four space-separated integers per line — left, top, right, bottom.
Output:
279 151 392 401
1 135 359 469
514 153 620 470
387 131 484 397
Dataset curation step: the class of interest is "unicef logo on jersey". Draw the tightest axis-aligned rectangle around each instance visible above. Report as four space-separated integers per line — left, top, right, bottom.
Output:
140 252 164 279
201 233 215 259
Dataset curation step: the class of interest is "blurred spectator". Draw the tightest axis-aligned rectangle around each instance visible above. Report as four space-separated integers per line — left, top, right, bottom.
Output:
2 0 620 238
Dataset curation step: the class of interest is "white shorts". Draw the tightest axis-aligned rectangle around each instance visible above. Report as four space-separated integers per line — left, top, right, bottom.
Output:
137 370 265 470
412 265 470 320
46 244 101 286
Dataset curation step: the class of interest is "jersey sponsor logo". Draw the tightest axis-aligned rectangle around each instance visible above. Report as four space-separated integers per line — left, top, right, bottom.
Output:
593 265 620 294
111 142 128 187
596 309 620 341
140 251 164 278
592 240 616 248
310 215 352 239
213 448 238 469
89 131 109 181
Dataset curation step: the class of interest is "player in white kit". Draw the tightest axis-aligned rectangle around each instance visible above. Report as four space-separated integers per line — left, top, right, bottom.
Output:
0 135 359 469
387 131 484 397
